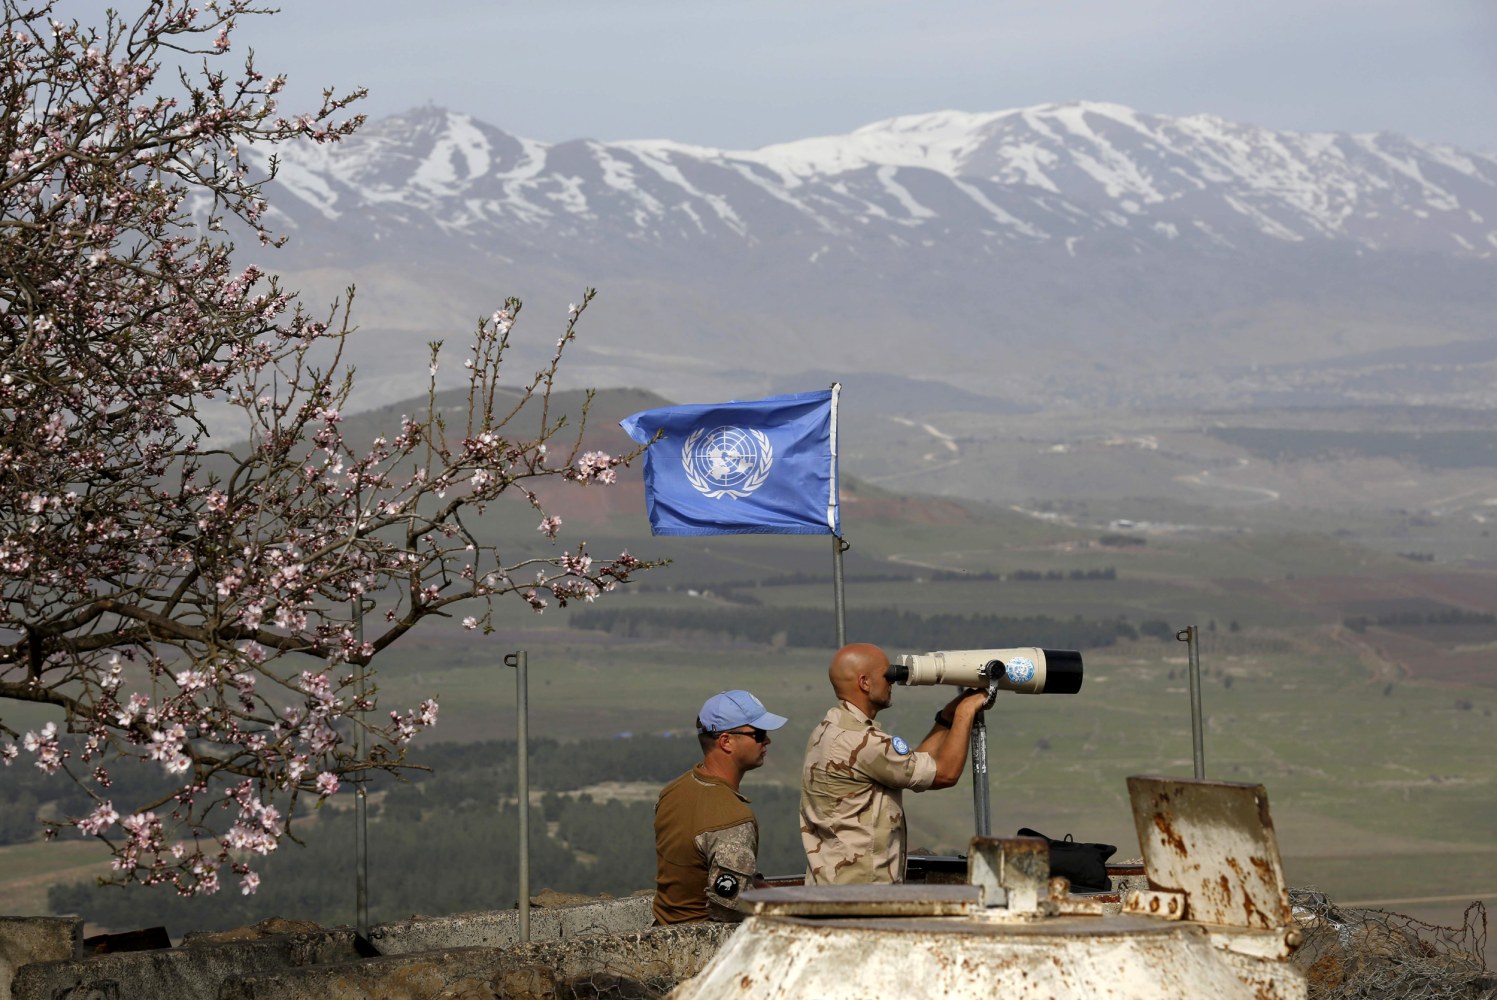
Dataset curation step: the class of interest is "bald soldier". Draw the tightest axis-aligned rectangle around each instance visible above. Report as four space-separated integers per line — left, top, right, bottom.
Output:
801 643 988 884
653 690 787 924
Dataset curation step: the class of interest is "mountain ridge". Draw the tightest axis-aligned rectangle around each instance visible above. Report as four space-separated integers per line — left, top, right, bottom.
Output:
239 101 1497 415
259 100 1497 259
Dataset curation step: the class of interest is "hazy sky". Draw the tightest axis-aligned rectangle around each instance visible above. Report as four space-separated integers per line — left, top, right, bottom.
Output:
230 1 1497 152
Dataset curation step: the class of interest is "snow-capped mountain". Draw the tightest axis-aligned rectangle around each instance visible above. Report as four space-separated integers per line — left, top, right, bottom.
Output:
249 102 1497 411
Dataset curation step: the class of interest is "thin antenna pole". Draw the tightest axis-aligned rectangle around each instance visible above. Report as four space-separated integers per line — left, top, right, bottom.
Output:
1177 626 1206 779
505 650 531 942
353 595 369 938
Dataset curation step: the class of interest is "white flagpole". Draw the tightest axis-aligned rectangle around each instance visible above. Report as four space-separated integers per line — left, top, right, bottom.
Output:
828 383 846 647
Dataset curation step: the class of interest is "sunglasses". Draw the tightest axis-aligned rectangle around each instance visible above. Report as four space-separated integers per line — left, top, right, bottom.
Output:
718 727 769 744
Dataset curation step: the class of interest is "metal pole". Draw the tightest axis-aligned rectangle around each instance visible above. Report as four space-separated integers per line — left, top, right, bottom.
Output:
504 650 530 942
1176 626 1206 779
969 678 999 837
353 597 369 938
831 536 848 647
828 382 845 650
970 713 991 837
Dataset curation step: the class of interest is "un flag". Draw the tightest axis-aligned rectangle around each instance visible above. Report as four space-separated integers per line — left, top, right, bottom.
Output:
619 388 840 536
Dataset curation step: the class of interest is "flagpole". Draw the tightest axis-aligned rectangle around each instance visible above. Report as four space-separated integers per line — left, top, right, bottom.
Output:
832 535 848 647
828 383 845 648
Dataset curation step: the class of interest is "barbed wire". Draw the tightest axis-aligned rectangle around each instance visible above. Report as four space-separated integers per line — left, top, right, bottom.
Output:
512 921 732 999
1291 888 1494 999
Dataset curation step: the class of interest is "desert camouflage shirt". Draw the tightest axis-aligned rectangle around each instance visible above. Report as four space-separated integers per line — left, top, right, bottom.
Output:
800 701 937 884
653 766 759 924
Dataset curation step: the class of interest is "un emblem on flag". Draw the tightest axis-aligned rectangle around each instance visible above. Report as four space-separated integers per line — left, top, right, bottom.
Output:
682 425 774 499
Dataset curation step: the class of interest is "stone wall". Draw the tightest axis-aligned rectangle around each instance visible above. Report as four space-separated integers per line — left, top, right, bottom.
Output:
7 898 728 1000
220 922 734 1000
12 925 362 1000
0 918 80 1000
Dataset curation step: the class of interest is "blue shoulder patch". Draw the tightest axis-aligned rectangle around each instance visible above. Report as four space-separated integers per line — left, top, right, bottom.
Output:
891 736 910 755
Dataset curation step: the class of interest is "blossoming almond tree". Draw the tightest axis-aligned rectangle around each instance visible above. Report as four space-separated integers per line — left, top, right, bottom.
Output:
0 0 650 895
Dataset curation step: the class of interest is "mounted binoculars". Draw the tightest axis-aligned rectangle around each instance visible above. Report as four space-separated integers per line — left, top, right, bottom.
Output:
885 647 1084 695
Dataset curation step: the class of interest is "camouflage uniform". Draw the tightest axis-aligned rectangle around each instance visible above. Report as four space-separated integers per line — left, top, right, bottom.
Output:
653 767 759 924
800 700 937 884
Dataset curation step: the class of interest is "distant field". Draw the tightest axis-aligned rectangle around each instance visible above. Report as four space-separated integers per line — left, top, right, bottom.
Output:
0 840 113 918
5 426 1497 957
361 622 1496 865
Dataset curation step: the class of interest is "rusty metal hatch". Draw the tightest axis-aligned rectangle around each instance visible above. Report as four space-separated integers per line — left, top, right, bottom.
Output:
1126 774 1292 931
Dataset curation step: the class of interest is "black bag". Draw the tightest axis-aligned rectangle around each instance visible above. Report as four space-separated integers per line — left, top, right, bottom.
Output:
1017 827 1117 892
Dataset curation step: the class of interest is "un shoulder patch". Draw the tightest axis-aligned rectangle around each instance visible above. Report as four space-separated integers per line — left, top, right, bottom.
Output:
713 873 740 898
891 736 910 755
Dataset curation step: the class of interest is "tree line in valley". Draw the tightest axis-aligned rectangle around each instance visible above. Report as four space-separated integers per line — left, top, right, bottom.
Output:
1211 426 1497 470
1343 607 1497 633
635 567 1121 604
570 607 1171 650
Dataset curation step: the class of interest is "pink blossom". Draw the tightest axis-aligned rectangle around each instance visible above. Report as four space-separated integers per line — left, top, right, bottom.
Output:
21 723 62 773
78 802 119 836
573 451 619 485
174 669 209 692
115 693 150 726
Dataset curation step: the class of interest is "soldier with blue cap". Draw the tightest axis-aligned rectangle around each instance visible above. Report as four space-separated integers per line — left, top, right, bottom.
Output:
652 689 788 924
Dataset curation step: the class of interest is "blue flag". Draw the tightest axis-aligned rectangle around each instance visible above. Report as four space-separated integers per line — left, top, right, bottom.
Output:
620 387 841 536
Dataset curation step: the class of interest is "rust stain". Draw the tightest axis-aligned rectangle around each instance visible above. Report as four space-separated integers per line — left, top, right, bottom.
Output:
1152 813 1188 857
1224 856 1269 928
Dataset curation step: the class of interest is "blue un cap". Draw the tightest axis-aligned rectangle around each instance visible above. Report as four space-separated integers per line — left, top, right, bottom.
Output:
697 690 788 733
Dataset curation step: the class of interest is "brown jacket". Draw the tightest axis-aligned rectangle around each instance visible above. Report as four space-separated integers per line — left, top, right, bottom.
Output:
653 766 759 924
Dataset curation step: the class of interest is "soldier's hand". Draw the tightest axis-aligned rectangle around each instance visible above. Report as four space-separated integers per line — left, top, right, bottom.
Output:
953 688 990 717
942 688 980 711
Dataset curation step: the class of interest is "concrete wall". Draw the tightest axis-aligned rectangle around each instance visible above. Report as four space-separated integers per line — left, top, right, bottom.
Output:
0 918 81 1000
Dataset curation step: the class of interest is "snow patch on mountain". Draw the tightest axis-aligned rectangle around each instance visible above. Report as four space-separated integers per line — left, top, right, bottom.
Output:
258 101 1497 261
